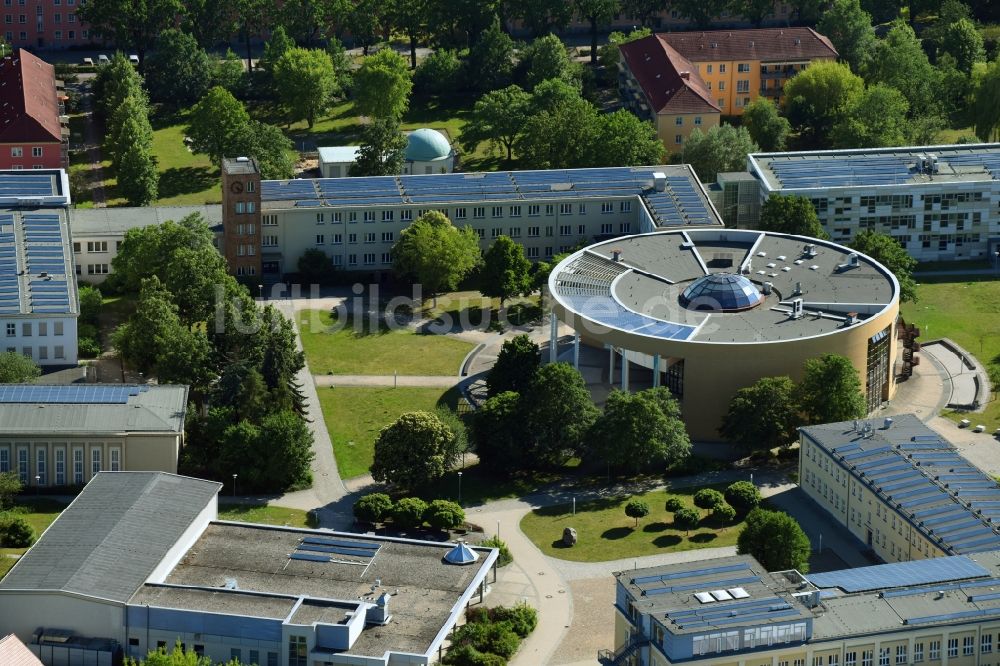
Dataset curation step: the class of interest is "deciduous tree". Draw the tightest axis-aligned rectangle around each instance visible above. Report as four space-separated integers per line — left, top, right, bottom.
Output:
798 354 866 424
354 493 394 523
850 229 918 302
575 0 621 64
520 95 602 169
737 509 811 571
354 49 413 120
467 22 516 92
182 0 235 49
392 211 481 306
392 497 429 528
352 118 408 176
681 125 758 184
868 21 942 115
460 85 532 162
187 87 252 166
115 116 158 205
520 34 580 90
693 488 724 512
830 83 910 148
274 48 339 128
758 193 829 239
742 98 790 152
0 351 40 383
521 363 599 467
504 0 573 37
730 0 775 26
595 110 664 167
589 388 691 473
371 411 459 490
672 0 729 28
481 236 531 307
471 391 527 472
424 499 465 529
725 481 761 513
413 49 465 97
783 61 864 147
78 0 181 66
818 0 877 75
143 29 214 106
486 335 541 397
972 57 1000 142
625 499 650 526
672 507 700 534
719 376 802 451
941 18 986 74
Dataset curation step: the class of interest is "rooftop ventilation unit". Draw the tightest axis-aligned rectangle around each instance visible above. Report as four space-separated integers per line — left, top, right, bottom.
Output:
710 589 734 601
653 172 667 192
728 587 750 599
611 249 623 262
791 298 804 320
762 281 773 295
804 244 817 258
884 417 894 429
694 591 715 604
792 281 802 296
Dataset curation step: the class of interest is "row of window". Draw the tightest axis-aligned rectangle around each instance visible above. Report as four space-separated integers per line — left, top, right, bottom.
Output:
0 444 118 486
305 201 635 225
3 29 85 40
133 640 277 666
6 11 77 22
9 147 44 157
233 201 257 214
4 344 65 360
73 241 118 254
5 321 65 337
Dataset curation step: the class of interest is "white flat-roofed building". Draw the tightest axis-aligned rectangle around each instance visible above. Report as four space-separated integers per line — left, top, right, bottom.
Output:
748 143 1000 262
0 471 499 666
317 146 361 179
0 169 77 366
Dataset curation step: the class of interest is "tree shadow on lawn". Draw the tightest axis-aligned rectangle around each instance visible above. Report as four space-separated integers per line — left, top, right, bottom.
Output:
642 521 670 533
532 495 625 517
689 532 718 544
653 534 683 548
158 166 219 199
601 526 633 540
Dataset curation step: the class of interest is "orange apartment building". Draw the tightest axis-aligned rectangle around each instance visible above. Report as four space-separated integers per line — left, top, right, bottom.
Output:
619 28 837 153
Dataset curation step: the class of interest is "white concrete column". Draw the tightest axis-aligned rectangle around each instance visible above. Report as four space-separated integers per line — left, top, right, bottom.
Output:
652 355 661 388
609 346 615 384
573 333 580 369
549 312 558 363
621 350 630 392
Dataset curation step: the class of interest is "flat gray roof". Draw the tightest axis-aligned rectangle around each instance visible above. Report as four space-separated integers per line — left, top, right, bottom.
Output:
69 205 222 236
148 522 494 658
551 228 897 344
0 472 221 602
801 413 1000 555
750 143 1000 191
0 384 188 434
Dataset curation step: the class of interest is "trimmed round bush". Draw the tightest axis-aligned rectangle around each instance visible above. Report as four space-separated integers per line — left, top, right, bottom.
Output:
725 481 762 513
392 497 428 528
664 496 684 512
353 493 393 523
673 507 701 532
424 499 465 530
693 488 724 511
714 502 737 524
625 499 650 525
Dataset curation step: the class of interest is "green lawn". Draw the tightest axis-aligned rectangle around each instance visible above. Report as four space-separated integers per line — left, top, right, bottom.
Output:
519 485 747 562
0 498 67 581
901 278 1000 428
317 385 460 478
297 309 474 375
217 503 314 528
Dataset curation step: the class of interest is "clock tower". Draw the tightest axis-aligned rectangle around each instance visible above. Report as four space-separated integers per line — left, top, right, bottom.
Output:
221 156 263 280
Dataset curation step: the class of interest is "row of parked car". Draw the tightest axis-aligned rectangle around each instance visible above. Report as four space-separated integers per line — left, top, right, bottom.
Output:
81 54 139 66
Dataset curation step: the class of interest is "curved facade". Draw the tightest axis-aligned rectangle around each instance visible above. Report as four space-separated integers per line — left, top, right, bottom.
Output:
549 228 900 441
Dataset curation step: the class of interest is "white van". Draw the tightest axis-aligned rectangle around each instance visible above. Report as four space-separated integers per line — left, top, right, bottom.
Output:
128 54 139 66
97 54 109 65
82 57 94 66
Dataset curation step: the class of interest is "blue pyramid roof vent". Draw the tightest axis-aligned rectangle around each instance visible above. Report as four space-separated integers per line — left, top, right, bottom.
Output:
444 541 479 565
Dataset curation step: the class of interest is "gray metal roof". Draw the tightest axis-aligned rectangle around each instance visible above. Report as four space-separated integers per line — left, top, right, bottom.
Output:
801 413 1000 555
69 205 223 236
0 472 221 602
0 384 188 434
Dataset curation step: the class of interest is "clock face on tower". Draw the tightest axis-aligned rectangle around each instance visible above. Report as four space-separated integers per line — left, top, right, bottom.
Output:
230 181 245 194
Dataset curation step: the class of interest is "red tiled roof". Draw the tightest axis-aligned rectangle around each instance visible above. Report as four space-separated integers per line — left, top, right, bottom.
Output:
0 49 62 144
0 634 43 666
620 35 721 115
660 27 838 63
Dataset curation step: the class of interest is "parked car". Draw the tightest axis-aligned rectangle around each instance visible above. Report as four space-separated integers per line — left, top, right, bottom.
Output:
128 54 139 66
82 57 94 66
97 54 109 65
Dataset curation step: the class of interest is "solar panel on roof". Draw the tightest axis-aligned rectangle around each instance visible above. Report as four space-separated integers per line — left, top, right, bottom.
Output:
289 552 330 563
301 536 380 551
632 562 749 586
807 555 989 592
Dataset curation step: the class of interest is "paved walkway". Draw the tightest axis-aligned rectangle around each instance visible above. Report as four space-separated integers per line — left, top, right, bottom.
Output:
80 86 107 207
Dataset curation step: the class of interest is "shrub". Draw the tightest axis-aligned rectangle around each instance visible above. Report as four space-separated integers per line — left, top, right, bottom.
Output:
481 536 513 567
78 336 101 358
624 499 650 526
489 602 537 638
664 496 684 512
78 285 103 325
353 493 393 523
442 644 507 666
673 507 700 533
0 515 34 547
693 488 724 511
424 499 465 530
725 481 762 513
78 322 100 340
452 620 521 659
392 497 428 528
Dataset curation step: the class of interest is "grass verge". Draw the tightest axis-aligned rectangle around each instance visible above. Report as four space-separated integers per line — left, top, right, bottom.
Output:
519 484 746 562
297 309 474 376
0 498 66 581
317 385 460 479
217 503 315 528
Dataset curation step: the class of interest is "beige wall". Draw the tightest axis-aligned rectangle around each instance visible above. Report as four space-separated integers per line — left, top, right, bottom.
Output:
561 301 898 442
656 112 721 158
800 435 947 562
0 434 181 488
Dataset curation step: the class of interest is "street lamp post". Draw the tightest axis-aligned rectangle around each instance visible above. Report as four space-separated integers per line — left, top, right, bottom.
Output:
35 475 40 495
258 284 264 301
232 473 238 498
457 471 463 507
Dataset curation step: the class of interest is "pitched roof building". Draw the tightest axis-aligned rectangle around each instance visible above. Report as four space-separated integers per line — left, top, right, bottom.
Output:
0 634 43 666
618 28 837 156
0 49 67 169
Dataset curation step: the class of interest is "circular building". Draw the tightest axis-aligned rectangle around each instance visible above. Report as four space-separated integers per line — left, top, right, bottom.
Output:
404 128 456 175
548 228 900 441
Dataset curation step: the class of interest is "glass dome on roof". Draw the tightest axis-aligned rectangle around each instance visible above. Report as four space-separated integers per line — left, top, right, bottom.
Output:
679 273 764 312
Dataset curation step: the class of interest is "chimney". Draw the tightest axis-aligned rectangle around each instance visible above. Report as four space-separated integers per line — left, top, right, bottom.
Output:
611 249 623 262
680 71 690 80
366 593 392 625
